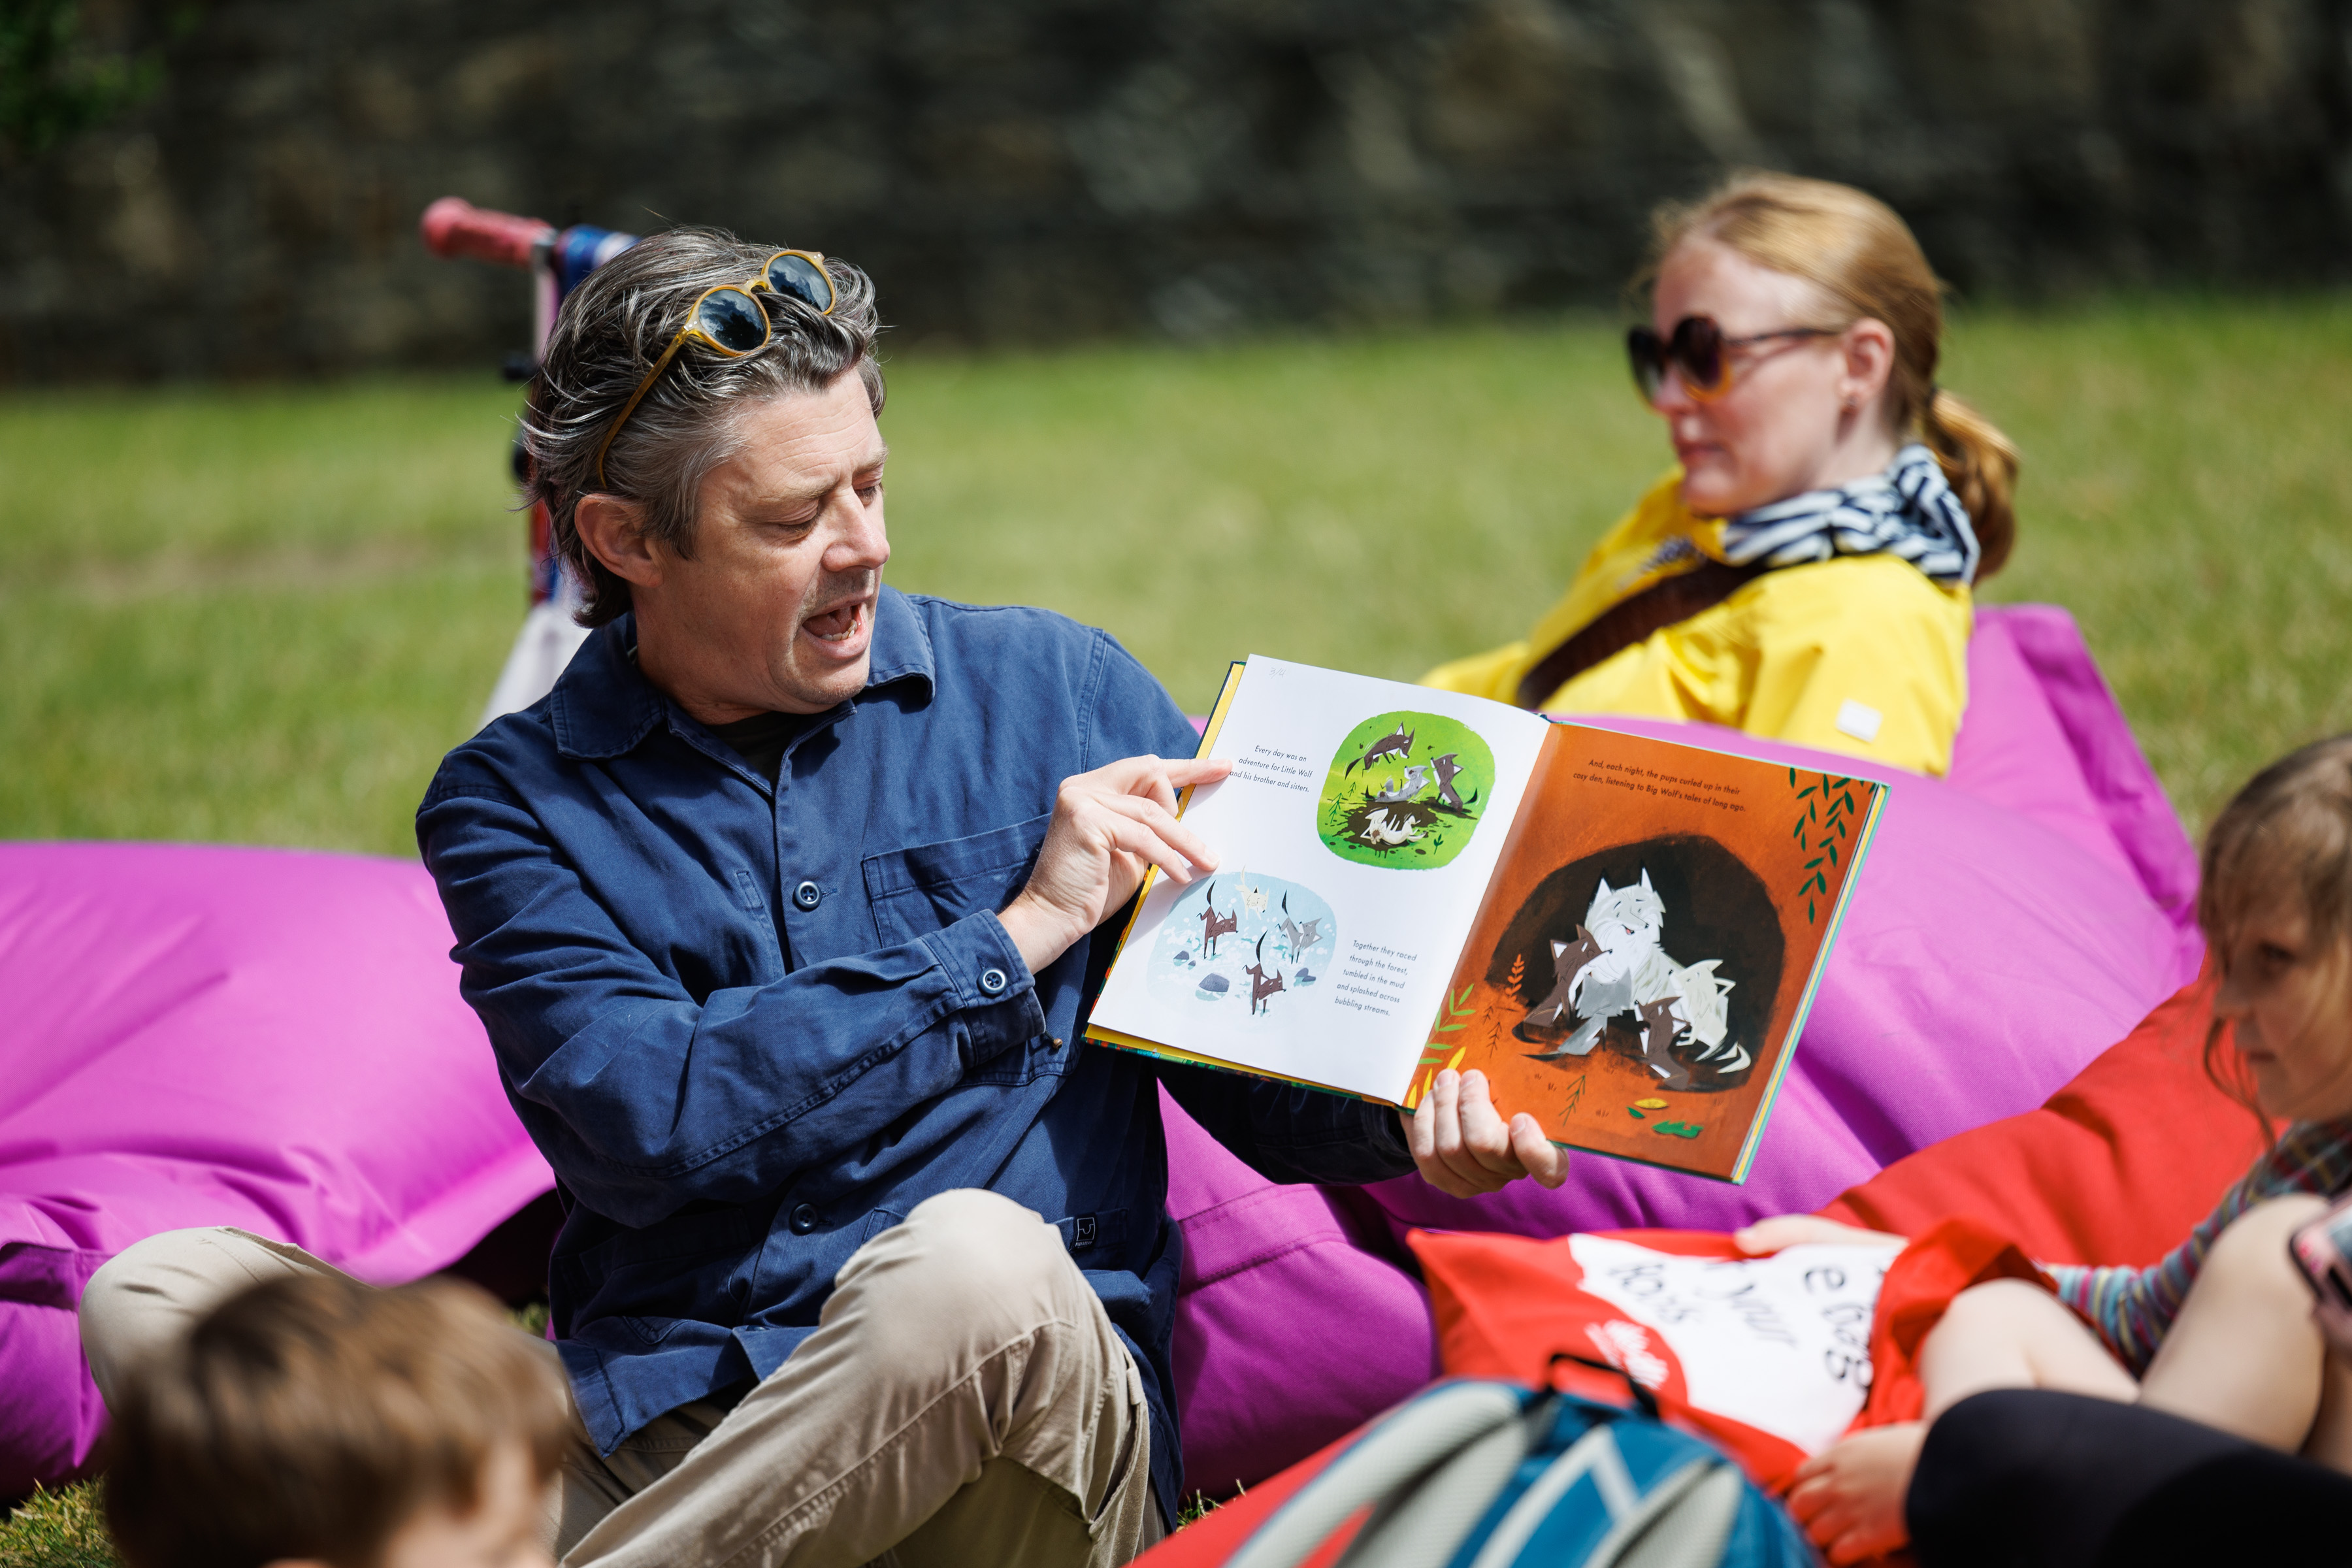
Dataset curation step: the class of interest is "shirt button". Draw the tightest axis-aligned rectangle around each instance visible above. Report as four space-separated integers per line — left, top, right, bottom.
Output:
792 880 822 911
978 966 1007 996
789 1203 819 1234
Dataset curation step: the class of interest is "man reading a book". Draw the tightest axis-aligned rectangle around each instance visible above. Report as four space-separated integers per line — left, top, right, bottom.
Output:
78 231 1564 1568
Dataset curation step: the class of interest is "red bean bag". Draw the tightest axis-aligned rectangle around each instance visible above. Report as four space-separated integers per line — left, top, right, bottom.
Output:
1818 970 2259 1262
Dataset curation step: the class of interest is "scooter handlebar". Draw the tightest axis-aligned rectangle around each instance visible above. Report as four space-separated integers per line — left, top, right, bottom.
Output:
421 196 554 269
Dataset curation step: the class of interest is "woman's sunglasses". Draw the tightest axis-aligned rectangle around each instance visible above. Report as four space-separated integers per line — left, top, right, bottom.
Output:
595 250 836 488
1625 316 1838 404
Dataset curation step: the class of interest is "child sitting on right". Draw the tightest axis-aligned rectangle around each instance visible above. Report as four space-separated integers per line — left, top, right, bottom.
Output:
1742 733 2352 1565
103 1269 570 1568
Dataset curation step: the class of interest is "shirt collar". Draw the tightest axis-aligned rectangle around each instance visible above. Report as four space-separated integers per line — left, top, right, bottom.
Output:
549 587 936 762
862 585 936 697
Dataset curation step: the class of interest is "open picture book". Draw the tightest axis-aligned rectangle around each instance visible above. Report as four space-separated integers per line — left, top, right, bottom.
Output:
1085 657 1888 1182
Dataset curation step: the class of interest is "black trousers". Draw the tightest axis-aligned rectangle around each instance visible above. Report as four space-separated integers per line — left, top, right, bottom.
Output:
1909 1389 2352 1567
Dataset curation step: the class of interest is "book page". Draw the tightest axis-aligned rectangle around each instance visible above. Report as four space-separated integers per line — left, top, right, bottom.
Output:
1088 656 1550 1102
1428 724 1885 1182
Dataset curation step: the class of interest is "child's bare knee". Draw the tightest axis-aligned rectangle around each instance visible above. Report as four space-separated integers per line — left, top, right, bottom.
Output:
1938 1278 2058 1336
1925 1279 2078 1374
2206 1196 2328 1298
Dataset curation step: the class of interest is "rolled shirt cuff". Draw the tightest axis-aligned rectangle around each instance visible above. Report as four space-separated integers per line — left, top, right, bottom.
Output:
922 910 1048 1049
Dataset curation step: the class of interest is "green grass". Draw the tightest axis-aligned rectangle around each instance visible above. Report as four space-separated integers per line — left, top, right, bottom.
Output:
1 1473 1220 1562
1940 301 2352 820
3 297 2350 857
0 378 529 855
0 1484 115 1568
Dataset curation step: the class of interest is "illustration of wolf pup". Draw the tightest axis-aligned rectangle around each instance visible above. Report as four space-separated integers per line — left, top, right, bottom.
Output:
1347 721 1416 775
1633 996 1693 1091
1514 924 1605 1053
1277 892 1324 960
1243 934 1287 1016
1666 960 1739 1079
1429 753 1468 811
1356 808 1423 846
1196 881 1239 958
1370 763 1432 804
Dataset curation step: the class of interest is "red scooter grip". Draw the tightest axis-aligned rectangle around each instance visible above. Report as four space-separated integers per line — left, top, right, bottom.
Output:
421 196 553 269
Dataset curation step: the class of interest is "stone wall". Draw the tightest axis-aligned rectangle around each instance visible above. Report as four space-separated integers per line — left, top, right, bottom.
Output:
5 0 2349 381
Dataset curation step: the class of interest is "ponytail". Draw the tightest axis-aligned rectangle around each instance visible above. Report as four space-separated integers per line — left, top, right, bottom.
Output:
1921 388 2019 580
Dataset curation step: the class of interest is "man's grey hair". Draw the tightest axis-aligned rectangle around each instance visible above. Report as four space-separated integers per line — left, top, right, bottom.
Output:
523 227 885 628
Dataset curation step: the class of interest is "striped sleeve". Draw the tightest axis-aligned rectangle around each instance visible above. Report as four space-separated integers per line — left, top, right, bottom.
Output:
2046 1120 2352 1374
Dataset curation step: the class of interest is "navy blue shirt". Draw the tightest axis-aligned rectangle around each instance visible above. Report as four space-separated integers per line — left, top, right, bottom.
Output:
416 589 1414 1524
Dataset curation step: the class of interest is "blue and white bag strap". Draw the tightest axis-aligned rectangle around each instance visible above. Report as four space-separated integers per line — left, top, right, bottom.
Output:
1459 1431 1736 1568
1224 1382 1538 1568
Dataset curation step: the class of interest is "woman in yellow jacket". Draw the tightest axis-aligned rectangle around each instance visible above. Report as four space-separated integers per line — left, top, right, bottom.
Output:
1424 173 2019 778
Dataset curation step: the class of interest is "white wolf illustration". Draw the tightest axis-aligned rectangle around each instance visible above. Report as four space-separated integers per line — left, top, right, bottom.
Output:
1356 807 1423 846
1370 764 1433 804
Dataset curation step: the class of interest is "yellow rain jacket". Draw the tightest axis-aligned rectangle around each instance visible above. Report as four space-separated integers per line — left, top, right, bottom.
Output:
1421 471 1973 776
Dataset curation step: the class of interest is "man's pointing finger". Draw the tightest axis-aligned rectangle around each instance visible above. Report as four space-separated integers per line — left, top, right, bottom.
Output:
1101 795 1220 877
1162 757 1233 790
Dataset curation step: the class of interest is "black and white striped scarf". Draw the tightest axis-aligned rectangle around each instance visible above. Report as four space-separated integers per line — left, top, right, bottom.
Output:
1716 443 1980 587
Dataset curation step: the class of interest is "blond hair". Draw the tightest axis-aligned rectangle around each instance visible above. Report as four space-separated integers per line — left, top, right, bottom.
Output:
1642 172 2021 578
105 1272 568 1568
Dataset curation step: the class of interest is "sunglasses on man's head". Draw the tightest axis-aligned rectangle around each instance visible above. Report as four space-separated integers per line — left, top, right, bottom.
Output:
595 249 838 488
1625 315 1838 405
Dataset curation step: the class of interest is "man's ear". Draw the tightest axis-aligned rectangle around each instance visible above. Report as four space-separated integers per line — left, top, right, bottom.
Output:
573 495 664 589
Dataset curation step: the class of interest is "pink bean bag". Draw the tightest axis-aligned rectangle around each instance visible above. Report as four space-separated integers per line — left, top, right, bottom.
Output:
1159 1085 1439 1499
0 844 552 1496
1162 604 2206 1494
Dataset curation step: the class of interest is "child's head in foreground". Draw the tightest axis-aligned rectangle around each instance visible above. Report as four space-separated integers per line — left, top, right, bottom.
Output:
105 1271 566 1568
2202 733 2352 1124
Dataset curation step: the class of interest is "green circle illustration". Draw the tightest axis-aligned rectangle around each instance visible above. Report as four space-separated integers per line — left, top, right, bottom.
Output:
1316 711 1496 870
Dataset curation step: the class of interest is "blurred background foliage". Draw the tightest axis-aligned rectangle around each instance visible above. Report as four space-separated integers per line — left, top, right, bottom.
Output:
0 0 164 156
3 295 2347 853
5 0 2351 377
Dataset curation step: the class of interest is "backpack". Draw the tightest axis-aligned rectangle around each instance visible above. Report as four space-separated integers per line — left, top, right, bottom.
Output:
1207 1369 1814 1568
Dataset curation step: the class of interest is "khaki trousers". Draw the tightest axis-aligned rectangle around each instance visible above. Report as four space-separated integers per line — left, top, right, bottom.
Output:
79 1188 1164 1568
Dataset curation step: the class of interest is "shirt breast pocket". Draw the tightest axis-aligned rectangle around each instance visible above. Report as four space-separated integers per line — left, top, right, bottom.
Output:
863 812 1051 949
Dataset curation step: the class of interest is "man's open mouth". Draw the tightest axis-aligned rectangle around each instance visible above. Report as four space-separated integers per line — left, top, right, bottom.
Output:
804 598 867 644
